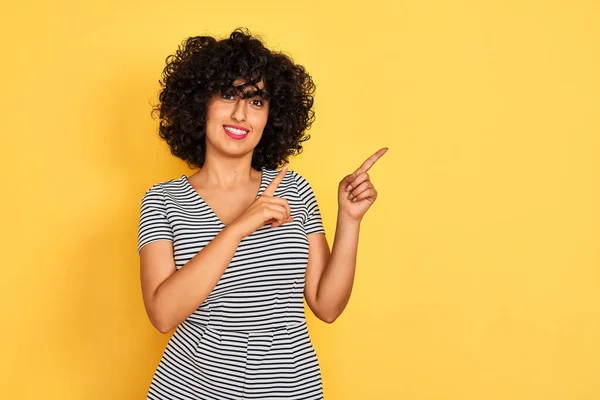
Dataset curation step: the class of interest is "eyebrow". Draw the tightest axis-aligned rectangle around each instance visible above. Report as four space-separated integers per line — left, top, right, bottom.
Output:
241 87 269 99
223 83 269 100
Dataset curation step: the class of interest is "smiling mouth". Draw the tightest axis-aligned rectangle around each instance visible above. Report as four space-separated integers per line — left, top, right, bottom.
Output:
223 125 250 140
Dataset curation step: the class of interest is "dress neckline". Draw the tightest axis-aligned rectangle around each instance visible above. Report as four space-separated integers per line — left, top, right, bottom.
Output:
181 167 267 227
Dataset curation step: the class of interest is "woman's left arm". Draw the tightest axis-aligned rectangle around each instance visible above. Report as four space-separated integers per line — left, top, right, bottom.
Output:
305 147 388 323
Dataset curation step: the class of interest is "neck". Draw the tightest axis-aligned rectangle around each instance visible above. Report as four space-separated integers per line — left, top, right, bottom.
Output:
197 156 258 190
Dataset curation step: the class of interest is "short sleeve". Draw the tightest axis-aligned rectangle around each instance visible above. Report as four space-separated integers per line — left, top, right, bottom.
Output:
137 185 174 255
293 171 326 235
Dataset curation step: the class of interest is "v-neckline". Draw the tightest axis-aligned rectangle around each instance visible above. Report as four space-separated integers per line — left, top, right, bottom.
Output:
182 167 267 227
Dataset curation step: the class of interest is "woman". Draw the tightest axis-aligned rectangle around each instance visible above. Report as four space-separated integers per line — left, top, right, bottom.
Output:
138 28 387 400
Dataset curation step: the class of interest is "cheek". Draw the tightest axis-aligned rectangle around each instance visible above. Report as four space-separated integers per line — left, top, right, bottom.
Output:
205 108 216 127
253 108 269 129
206 97 231 120
206 105 220 120
204 115 219 135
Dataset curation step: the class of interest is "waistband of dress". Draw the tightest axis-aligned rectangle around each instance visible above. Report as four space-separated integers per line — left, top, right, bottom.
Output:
184 319 307 334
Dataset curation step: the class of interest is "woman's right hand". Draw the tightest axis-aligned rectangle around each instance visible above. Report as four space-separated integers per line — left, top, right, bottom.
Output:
228 166 294 240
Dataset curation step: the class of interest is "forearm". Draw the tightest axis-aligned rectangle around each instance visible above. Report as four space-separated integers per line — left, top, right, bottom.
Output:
316 212 360 321
150 225 243 332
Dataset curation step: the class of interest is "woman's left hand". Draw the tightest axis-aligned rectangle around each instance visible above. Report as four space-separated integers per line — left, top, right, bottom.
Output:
338 147 388 222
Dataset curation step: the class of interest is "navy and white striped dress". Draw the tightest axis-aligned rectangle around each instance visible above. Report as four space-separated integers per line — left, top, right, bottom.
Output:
137 167 326 400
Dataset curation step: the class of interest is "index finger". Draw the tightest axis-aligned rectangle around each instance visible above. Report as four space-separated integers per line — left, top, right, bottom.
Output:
263 165 288 196
354 147 388 175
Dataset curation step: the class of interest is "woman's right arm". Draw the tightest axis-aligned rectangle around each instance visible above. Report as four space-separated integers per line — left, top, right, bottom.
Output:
139 225 243 334
139 167 291 334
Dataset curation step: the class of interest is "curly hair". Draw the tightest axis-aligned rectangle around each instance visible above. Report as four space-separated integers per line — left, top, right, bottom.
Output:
151 28 316 170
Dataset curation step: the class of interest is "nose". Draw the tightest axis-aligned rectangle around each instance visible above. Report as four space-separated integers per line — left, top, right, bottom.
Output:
230 98 247 122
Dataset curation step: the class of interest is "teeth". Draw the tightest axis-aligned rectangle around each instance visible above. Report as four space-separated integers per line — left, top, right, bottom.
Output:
224 126 248 135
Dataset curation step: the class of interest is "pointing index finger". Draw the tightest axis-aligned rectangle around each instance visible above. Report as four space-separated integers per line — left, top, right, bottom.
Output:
354 147 388 175
263 165 288 196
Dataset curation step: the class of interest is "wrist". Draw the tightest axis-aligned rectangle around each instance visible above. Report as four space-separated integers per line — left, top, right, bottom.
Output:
337 211 362 228
221 223 244 242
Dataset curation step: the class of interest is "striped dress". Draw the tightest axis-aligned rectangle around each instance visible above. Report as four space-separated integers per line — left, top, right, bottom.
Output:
137 167 326 400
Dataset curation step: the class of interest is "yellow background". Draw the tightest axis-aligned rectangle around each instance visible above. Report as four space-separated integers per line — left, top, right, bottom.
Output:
1 0 599 399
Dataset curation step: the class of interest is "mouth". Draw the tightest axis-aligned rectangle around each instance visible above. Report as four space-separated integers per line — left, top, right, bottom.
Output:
223 125 250 140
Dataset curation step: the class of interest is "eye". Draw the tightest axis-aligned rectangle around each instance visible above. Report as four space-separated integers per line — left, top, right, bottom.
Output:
221 92 236 100
250 99 264 107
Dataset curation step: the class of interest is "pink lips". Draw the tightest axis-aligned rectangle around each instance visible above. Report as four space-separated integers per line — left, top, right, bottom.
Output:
223 125 249 140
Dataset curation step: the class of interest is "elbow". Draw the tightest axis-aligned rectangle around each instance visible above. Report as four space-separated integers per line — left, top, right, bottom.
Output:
145 293 176 334
148 311 175 334
311 300 342 324
319 312 339 324
155 322 174 334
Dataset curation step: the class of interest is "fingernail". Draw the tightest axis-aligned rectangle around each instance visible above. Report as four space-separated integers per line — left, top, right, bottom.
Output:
346 185 352 192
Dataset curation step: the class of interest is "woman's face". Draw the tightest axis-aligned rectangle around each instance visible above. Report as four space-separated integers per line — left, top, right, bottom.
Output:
204 78 269 161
